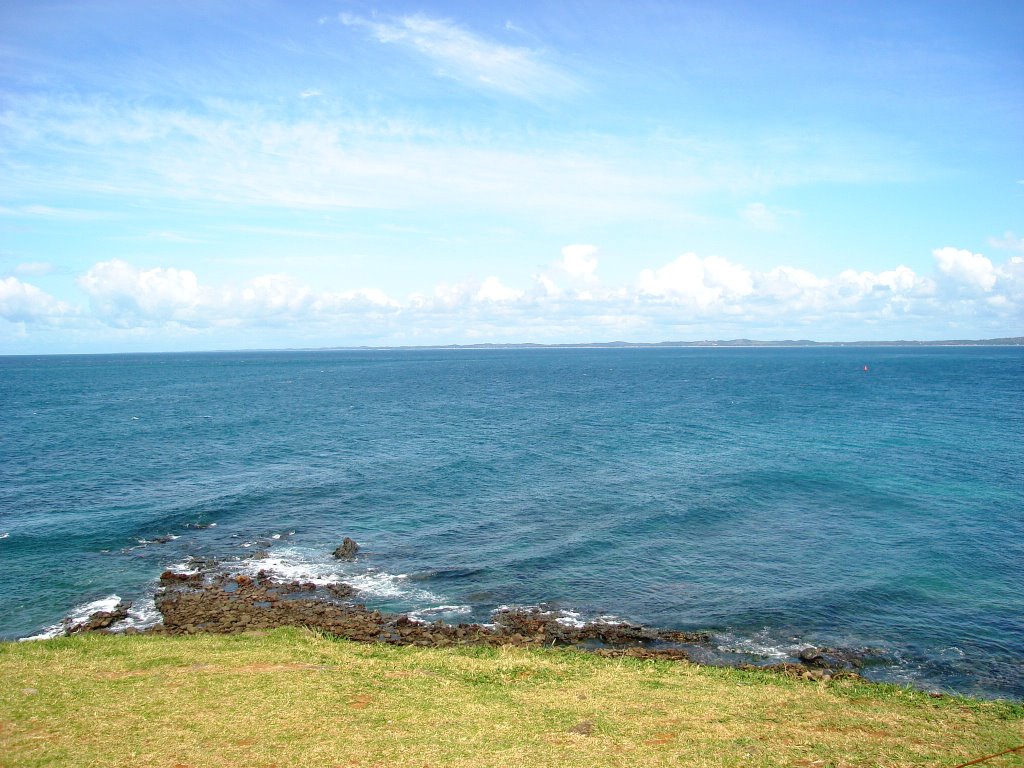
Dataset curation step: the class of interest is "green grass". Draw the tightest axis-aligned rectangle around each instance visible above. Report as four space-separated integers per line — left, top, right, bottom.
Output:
1 627 1021 767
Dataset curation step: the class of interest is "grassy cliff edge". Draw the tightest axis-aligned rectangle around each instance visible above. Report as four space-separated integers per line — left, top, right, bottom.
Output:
1 627 1021 768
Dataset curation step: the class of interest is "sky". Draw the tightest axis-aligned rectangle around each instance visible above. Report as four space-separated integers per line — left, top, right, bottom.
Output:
1 0 1022 353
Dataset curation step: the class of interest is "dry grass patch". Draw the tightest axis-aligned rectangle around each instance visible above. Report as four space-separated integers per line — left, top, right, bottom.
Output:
0 627 1021 767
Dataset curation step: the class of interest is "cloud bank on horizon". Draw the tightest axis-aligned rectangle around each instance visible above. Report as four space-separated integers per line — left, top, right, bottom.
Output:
0 1 1021 352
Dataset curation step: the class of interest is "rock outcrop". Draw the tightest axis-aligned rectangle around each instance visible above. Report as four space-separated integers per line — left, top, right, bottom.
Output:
332 538 359 560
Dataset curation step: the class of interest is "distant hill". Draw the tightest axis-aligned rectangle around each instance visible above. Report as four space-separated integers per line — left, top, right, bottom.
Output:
349 337 1023 351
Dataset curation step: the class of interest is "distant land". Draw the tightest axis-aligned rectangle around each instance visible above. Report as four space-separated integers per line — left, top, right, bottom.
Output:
340 337 1024 351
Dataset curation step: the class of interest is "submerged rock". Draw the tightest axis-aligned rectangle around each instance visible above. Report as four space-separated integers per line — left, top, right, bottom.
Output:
798 647 826 666
332 538 359 560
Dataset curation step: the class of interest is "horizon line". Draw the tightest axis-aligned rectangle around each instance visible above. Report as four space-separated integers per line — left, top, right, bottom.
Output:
2 336 1022 357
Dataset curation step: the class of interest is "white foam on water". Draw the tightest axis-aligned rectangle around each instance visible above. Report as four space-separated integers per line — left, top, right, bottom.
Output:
227 546 440 604
343 570 440 602
232 547 345 585
407 604 472 624
167 558 202 573
713 629 795 660
99 596 162 633
21 594 123 641
555 610 586 628
0 532 9 539
492 604 623 629
136 535 180 545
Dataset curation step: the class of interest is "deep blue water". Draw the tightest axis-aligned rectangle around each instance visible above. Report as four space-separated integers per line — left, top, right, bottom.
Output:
1 347 1021 699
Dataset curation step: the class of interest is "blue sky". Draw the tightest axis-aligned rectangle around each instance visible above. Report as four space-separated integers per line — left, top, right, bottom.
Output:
1 0 1021 352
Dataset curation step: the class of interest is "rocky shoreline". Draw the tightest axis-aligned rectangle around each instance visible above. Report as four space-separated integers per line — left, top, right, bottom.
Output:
58 543 871 683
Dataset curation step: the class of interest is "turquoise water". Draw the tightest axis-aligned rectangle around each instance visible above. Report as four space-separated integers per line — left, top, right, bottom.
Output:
1 347 1021 698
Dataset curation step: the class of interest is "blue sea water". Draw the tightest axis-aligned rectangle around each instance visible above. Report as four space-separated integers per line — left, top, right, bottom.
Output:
1 347 1021 699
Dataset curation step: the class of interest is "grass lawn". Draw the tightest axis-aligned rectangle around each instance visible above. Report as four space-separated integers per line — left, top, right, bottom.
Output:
1 627 1022 767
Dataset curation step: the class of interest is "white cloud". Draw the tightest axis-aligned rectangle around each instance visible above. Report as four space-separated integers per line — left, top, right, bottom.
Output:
75 259 400 330
79 260 205 326
475 276 523 303
340 13 576 98
989 231 1024 253
0 95 920 224
0 276 70 322
7 245 1021 346
0 205 110 221
299 89 322 99
638 253 754 308
933 246 997 291
740 202 801 231
741 202 778 230
558 244 599 283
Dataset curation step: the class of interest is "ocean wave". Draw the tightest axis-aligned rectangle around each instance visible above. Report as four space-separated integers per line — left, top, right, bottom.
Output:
21 594 124 641
118 597 161 632
711 628 797 660
492 604 623 629
407 604 473 624
225 546 440 603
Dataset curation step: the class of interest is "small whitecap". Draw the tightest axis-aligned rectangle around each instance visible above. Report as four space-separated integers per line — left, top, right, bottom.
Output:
713 629 793 660
22 595 123 641
117 598 161 632
407 604 473 623
0 532 9 539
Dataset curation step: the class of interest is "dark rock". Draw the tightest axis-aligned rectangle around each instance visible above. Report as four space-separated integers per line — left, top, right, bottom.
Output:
326 583 355 599
332 537 359 560
798 647 826 666
69 600 132 634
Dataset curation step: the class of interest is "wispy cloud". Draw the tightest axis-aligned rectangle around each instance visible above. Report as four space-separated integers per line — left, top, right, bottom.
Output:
339 13 577 99
989 231 1024 253
110 231 206 244
0 204 111 221
13 262 54 276
0 96 913 222
740 202 801 231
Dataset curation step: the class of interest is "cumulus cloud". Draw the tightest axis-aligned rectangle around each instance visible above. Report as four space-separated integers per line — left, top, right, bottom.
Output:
532 244 604 300
558 244 599 283
933 247 997 291
76 260 398 329
6 245 1021 346
0 277 70 323
79 260 205 327
476 276 523 303
638 253 754 308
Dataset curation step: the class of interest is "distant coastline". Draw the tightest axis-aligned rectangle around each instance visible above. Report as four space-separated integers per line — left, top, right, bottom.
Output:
3 337 1021 358
331 336 1024 352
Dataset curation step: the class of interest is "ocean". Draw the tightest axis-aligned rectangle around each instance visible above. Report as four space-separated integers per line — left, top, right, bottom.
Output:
1 346 1021 699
